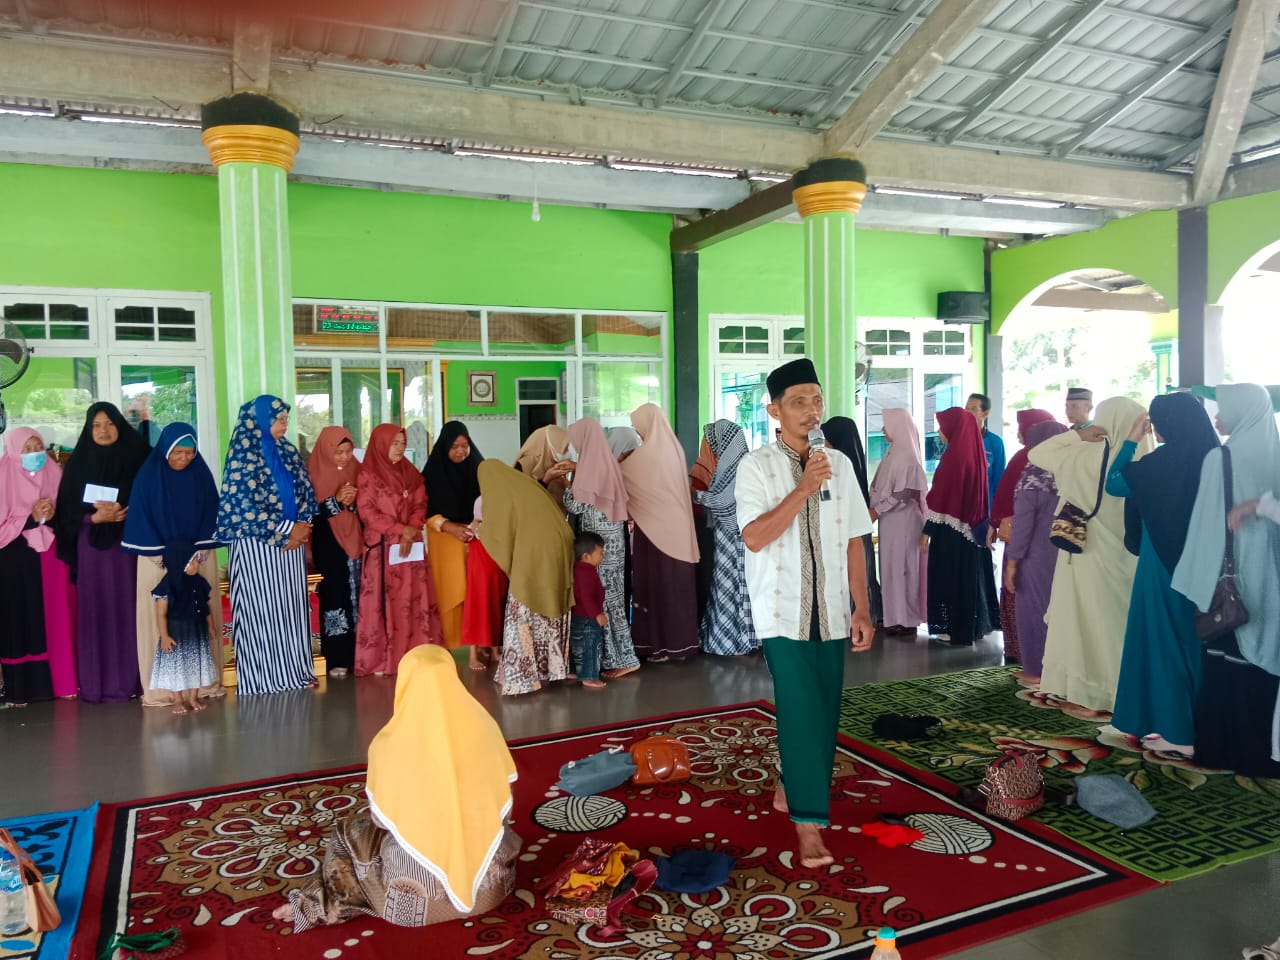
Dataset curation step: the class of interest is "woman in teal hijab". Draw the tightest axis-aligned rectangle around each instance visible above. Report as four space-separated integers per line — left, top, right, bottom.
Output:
1173 383 1280 777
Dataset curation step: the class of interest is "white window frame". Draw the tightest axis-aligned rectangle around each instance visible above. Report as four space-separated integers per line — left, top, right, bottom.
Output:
292 298 668 440
0 286 217 458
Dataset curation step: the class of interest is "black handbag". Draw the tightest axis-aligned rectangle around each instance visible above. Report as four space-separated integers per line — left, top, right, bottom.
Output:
1196 447 1250 643
1050 440 1109 554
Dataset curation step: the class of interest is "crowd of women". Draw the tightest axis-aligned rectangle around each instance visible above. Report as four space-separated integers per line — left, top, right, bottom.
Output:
4 381 1278 778
896 383 1280 778
0 395 784 707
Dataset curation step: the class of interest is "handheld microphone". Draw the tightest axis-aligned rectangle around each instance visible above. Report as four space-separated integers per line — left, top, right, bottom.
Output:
806 427 833 501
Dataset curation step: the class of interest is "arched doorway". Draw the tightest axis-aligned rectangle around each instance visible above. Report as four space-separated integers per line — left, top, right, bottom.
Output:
1220 239 1280 388
997 268 1174 448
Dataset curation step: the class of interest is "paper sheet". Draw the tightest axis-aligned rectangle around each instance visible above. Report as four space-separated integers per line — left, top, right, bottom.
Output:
389 541 425 565
83 483 120 504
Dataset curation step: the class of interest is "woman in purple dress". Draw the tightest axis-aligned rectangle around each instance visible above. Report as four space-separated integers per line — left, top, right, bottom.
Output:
54 402 149 703
868 408 927 635
1004 420 1068 683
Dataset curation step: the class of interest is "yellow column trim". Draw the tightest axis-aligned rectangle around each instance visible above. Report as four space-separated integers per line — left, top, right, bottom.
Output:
202 124 300 171
792 180 867 218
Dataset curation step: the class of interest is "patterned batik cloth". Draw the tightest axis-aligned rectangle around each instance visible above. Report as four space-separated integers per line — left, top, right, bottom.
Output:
288 806 520 930
148 614 218 693
495 594 570 696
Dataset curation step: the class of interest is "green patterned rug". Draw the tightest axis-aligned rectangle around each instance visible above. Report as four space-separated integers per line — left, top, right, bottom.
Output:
838 666 1280 882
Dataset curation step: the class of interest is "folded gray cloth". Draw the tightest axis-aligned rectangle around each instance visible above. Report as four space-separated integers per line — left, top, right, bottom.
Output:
1073 774 1156 830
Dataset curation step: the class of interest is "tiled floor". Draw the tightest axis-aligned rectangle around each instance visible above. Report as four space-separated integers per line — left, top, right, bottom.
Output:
3 632 1275 958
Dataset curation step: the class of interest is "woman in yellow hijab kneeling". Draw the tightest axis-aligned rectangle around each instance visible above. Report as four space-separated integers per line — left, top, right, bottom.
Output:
274 646 521 929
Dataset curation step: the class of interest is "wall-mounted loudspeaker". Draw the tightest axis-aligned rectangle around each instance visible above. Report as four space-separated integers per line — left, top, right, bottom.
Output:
936 291 990 325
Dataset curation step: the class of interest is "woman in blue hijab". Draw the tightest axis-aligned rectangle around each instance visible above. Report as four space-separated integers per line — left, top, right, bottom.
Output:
215 396 320 696
123 422 224 707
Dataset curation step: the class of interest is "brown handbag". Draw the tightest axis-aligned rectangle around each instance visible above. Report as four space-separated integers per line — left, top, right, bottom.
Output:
630 736 692 786
978 749 1045 821
1196 447 1250 643
1050 440 1109 554
0 828 61 934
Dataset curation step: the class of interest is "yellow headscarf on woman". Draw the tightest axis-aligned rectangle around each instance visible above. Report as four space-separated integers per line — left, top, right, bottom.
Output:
365 646 517 912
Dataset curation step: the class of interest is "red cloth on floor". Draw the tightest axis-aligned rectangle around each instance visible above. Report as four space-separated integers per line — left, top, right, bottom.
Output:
860 822 926 847
463 539 507 647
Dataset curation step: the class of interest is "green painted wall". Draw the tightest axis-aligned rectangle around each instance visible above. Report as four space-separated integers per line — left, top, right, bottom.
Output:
442 360 566 418
989 210 1179 334
698 221 986 420
1208 190 1280 303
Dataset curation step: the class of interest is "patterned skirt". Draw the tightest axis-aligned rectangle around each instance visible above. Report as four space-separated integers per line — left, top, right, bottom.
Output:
494 595 569 696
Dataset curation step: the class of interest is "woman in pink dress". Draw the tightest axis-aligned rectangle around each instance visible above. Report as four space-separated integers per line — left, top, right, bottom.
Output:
355 424 443 676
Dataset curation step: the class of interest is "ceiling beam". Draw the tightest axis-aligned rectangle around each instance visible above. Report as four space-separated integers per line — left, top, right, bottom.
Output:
480 0 522 88
944 0 1109 144
0 32 1190 209
670 179 794 251
823 0 1002 155
654 0 729 107
814 0 933 121
1190 0 1280 206
231 19 272 91
1032 289 1168 312
1055 10 1235 158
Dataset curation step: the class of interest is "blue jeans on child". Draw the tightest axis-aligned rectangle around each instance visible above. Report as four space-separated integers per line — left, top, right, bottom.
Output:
569 615 604 682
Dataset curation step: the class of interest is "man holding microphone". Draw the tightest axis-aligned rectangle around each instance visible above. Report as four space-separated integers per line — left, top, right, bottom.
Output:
736 357 876 868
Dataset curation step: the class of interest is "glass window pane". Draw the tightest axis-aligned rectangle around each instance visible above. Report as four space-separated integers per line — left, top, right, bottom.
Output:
924 372 965 474
399 361 434 469
114 305 157 342
716 370 774 450
745 341 769 355
387 307 482 353
488 312 575 355
4 302 90 342
339 364 384 450
890 331 910 343
119 364 199 446
293 303 380 350
721 341 744 355
582 361 661 428
156 306 197 343
0 355 97 450
294 366 334 461
583 313 662 357
720 325 743 340
745 325 769 341
865 367 912 475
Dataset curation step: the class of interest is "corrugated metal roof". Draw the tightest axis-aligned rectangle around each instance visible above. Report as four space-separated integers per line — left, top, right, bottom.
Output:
1 0 1278 173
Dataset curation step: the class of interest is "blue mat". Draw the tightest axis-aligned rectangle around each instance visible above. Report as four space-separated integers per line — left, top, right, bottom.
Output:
0 805 96 960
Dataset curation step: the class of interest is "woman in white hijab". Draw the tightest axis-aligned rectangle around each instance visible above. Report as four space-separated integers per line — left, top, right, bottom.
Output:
1173 383 1280 777
1027 397 1153 716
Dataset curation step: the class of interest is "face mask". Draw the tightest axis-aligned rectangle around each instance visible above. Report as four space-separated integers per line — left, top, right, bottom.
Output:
21 451 47 472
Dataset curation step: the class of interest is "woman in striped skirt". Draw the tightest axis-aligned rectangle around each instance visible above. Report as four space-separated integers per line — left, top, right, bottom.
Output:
215 397 320 696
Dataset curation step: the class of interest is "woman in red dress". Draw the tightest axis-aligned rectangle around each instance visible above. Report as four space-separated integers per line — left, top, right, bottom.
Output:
355 425 443 676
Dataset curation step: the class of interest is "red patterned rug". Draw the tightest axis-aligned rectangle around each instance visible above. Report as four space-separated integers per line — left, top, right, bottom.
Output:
72 703 1155 960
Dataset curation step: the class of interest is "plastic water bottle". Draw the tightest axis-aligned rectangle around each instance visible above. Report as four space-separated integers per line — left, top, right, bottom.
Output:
870 926 902 960
0 848 26 936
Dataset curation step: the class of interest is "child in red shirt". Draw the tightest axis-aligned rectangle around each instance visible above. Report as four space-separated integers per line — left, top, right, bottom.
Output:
570 531 608 689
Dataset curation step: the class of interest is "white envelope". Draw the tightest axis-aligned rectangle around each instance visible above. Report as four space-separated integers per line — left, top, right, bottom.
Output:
389 541 425 565
83 483 120 504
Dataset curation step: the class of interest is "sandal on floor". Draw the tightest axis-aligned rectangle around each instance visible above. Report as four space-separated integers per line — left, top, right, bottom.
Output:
1243 937 1280 959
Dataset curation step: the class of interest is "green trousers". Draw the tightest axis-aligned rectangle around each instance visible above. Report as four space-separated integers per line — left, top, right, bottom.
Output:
762 636 846 825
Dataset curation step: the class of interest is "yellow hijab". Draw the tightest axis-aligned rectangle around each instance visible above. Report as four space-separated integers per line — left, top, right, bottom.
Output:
477 460 575 618
514 425 570 482
365 646 517 912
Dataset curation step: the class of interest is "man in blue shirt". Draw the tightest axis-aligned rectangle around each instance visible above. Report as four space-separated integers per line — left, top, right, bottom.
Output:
967 393 1004 628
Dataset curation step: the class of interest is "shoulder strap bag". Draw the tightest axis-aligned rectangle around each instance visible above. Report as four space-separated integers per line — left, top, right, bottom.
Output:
1049 439 1109 555
1195 447 1250 643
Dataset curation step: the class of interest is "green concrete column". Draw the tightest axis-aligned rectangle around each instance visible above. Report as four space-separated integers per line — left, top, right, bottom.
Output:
200 92 301 420
792 158 867 417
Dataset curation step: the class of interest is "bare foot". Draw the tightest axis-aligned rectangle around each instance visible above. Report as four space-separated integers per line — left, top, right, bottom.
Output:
566 673 578 681
601 665 639 679
468 648 488 671
582 679 607 690
171 702 190 715
795 822 834 868
272 902 295 922
190 698 207 712
773 785 789 813
328 668 349 679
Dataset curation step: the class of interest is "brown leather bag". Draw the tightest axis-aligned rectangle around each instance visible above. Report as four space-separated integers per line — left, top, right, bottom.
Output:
0 828 61 934
631 737 692 785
